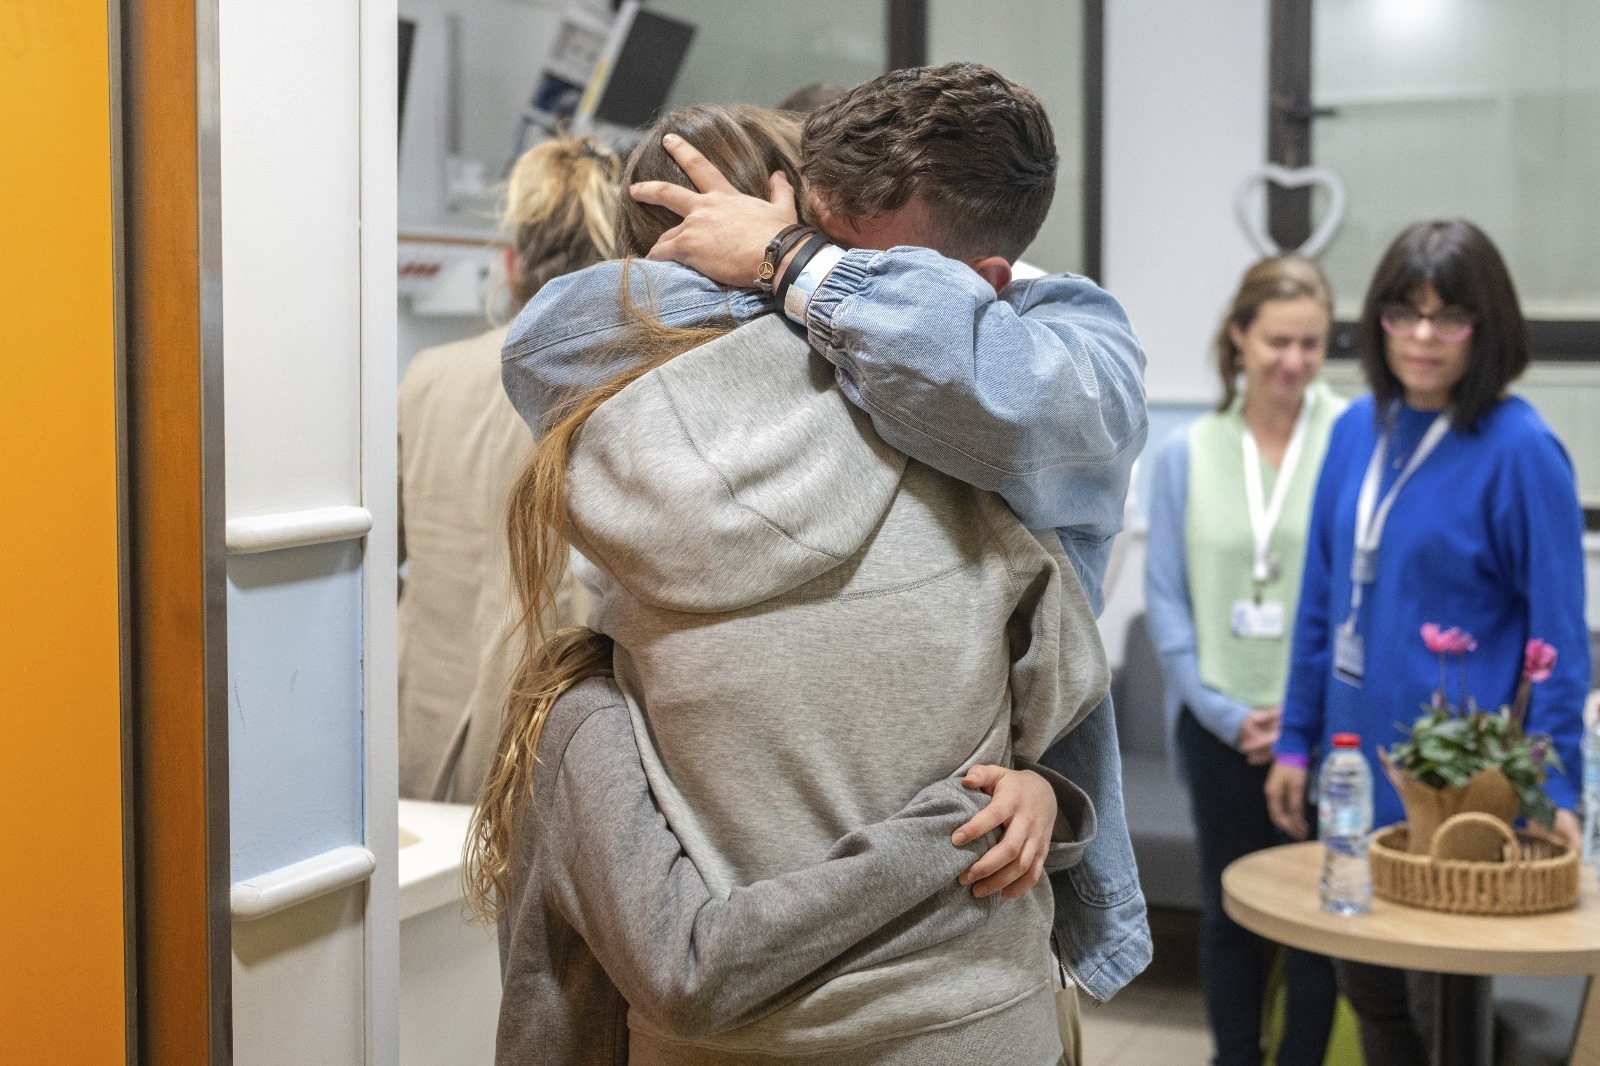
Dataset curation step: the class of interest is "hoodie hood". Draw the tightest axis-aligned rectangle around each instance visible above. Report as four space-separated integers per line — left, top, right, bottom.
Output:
565 314 906 613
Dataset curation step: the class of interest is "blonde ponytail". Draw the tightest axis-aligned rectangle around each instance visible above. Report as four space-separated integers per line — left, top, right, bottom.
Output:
501 136 621 310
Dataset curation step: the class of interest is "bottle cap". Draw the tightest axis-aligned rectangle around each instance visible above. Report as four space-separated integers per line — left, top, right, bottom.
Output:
1331 732 1361 749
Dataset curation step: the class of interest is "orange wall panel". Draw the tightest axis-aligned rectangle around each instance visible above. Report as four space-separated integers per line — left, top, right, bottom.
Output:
0 3 129 1063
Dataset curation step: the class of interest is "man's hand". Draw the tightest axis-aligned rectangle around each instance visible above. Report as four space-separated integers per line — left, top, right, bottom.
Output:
1264 760 1310 840
951 765 1056 902
1237 706 1282 766
628 134 800 287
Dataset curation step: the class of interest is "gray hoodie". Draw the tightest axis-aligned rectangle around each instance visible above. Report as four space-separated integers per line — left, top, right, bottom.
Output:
498 674 1070 1065
564 313 1110 1061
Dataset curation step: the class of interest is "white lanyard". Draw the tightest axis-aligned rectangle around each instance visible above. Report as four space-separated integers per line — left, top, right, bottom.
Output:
1240 392 1315 587
1344 409 1450 621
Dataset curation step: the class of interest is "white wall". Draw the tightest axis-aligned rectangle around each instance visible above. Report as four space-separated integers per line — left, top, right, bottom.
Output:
220 0 397 1060
1103 0 1269 405
222 2 363 520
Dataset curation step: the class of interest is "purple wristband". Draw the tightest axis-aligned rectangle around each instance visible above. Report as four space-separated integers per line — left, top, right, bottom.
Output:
1274 753 1310 769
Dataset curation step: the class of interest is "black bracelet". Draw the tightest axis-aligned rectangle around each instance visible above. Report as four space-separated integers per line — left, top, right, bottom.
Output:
768 226 816 298
774 233 828 307
755 223 805 294
775 225 814 267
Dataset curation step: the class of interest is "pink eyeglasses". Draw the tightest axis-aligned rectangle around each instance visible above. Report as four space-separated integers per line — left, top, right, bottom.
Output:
1379 303 1475 343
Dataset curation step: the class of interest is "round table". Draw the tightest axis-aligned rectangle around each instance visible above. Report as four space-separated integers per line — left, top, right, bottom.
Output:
1223 841 1600 1066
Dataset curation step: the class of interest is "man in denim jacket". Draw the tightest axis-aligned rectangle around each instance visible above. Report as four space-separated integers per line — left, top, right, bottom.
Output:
504 64 1152 1004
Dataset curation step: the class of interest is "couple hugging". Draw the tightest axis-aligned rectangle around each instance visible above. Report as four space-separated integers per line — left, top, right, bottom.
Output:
467 63 1152 1065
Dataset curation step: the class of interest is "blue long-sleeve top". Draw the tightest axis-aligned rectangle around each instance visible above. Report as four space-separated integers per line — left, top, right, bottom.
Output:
502 249 1148 614
1143 428 1254 748
1276 395 1589 827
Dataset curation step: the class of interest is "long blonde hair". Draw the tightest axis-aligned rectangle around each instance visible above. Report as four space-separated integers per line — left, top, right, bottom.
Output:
502 135 620 308
465 105 803 921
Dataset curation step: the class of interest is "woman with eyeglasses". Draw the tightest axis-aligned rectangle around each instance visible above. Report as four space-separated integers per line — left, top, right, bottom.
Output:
1265 220 1589 1063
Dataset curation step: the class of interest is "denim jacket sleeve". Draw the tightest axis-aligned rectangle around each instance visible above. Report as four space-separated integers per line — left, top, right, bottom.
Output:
1143 428 1253 747
803 248 1148 601
499 259 766 434
500 251 1146 611
1037 695 1152 1002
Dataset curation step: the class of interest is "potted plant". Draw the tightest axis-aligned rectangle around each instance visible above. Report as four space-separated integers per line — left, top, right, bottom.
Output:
1382 625 1562 857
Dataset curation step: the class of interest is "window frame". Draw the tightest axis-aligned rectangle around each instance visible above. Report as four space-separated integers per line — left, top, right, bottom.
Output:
1269 0 1600 364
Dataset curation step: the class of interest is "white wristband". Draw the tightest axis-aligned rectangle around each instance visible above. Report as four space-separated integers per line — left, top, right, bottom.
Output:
782 243 847 324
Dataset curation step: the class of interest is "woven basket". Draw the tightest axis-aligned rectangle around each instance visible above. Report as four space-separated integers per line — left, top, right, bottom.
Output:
1368 812 1580 916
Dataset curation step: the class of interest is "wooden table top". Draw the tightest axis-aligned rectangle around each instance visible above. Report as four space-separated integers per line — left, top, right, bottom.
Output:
1223 841 1600 976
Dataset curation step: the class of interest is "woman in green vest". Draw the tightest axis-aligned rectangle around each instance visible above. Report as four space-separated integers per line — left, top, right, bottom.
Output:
1145 256 1344 1065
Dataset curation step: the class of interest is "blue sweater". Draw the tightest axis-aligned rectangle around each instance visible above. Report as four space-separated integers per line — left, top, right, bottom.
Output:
1277 395 1589 827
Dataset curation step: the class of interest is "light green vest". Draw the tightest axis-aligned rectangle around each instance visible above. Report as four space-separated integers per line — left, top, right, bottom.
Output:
1185 380 1345 708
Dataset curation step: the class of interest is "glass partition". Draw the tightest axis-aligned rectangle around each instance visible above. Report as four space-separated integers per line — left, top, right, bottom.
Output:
650 0 888 110
623 0 1094 275
928 0 1088 275
1312 0 1600 320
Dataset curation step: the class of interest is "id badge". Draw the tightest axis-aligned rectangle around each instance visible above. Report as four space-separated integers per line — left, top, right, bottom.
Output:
1334 622 1365 687
1231 600 1285 639
1351 548 1378 586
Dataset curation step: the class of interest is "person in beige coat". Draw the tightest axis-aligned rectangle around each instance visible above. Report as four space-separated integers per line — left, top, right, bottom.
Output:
397 137 616 800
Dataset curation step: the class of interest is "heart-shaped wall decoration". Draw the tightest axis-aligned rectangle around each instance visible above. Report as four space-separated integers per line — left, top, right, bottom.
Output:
1234 163 1347 258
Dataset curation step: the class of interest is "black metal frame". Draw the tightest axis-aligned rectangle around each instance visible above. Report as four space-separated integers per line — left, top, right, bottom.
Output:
1081 0 1104 282
1269 0 1599 363
1266 0 1315 252
887 0 926 71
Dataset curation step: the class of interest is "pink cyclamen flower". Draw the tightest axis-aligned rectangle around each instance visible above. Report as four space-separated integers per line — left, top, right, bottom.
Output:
1523 639 1558 683
1420 624 1477 656
1420 623 1448 653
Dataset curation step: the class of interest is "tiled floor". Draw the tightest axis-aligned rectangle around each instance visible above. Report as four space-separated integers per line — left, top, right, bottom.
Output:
1080 908 1213 1065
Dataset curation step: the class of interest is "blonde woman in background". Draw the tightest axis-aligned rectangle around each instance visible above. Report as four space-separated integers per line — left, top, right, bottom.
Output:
397 136 616 801
1144 257 1342 1065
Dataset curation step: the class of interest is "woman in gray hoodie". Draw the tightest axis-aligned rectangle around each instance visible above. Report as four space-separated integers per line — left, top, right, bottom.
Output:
474 104 1107 1064
491 654 1092 1065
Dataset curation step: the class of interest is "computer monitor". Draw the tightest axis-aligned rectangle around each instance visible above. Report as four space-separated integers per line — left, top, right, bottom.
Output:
576 2 695 132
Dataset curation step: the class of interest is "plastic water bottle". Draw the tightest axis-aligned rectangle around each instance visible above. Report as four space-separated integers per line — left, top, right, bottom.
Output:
1318 732 1373 915
1582 704 1600 867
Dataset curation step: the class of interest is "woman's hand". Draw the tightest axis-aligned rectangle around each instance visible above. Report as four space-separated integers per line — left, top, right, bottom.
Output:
1237 707 1283 766
951 765 1056 901
1264 760 1310 840
1553 808 1582 852
1526 809 1582 853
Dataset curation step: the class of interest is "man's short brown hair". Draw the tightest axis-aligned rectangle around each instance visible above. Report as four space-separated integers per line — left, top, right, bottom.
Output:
801 62 1057 262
